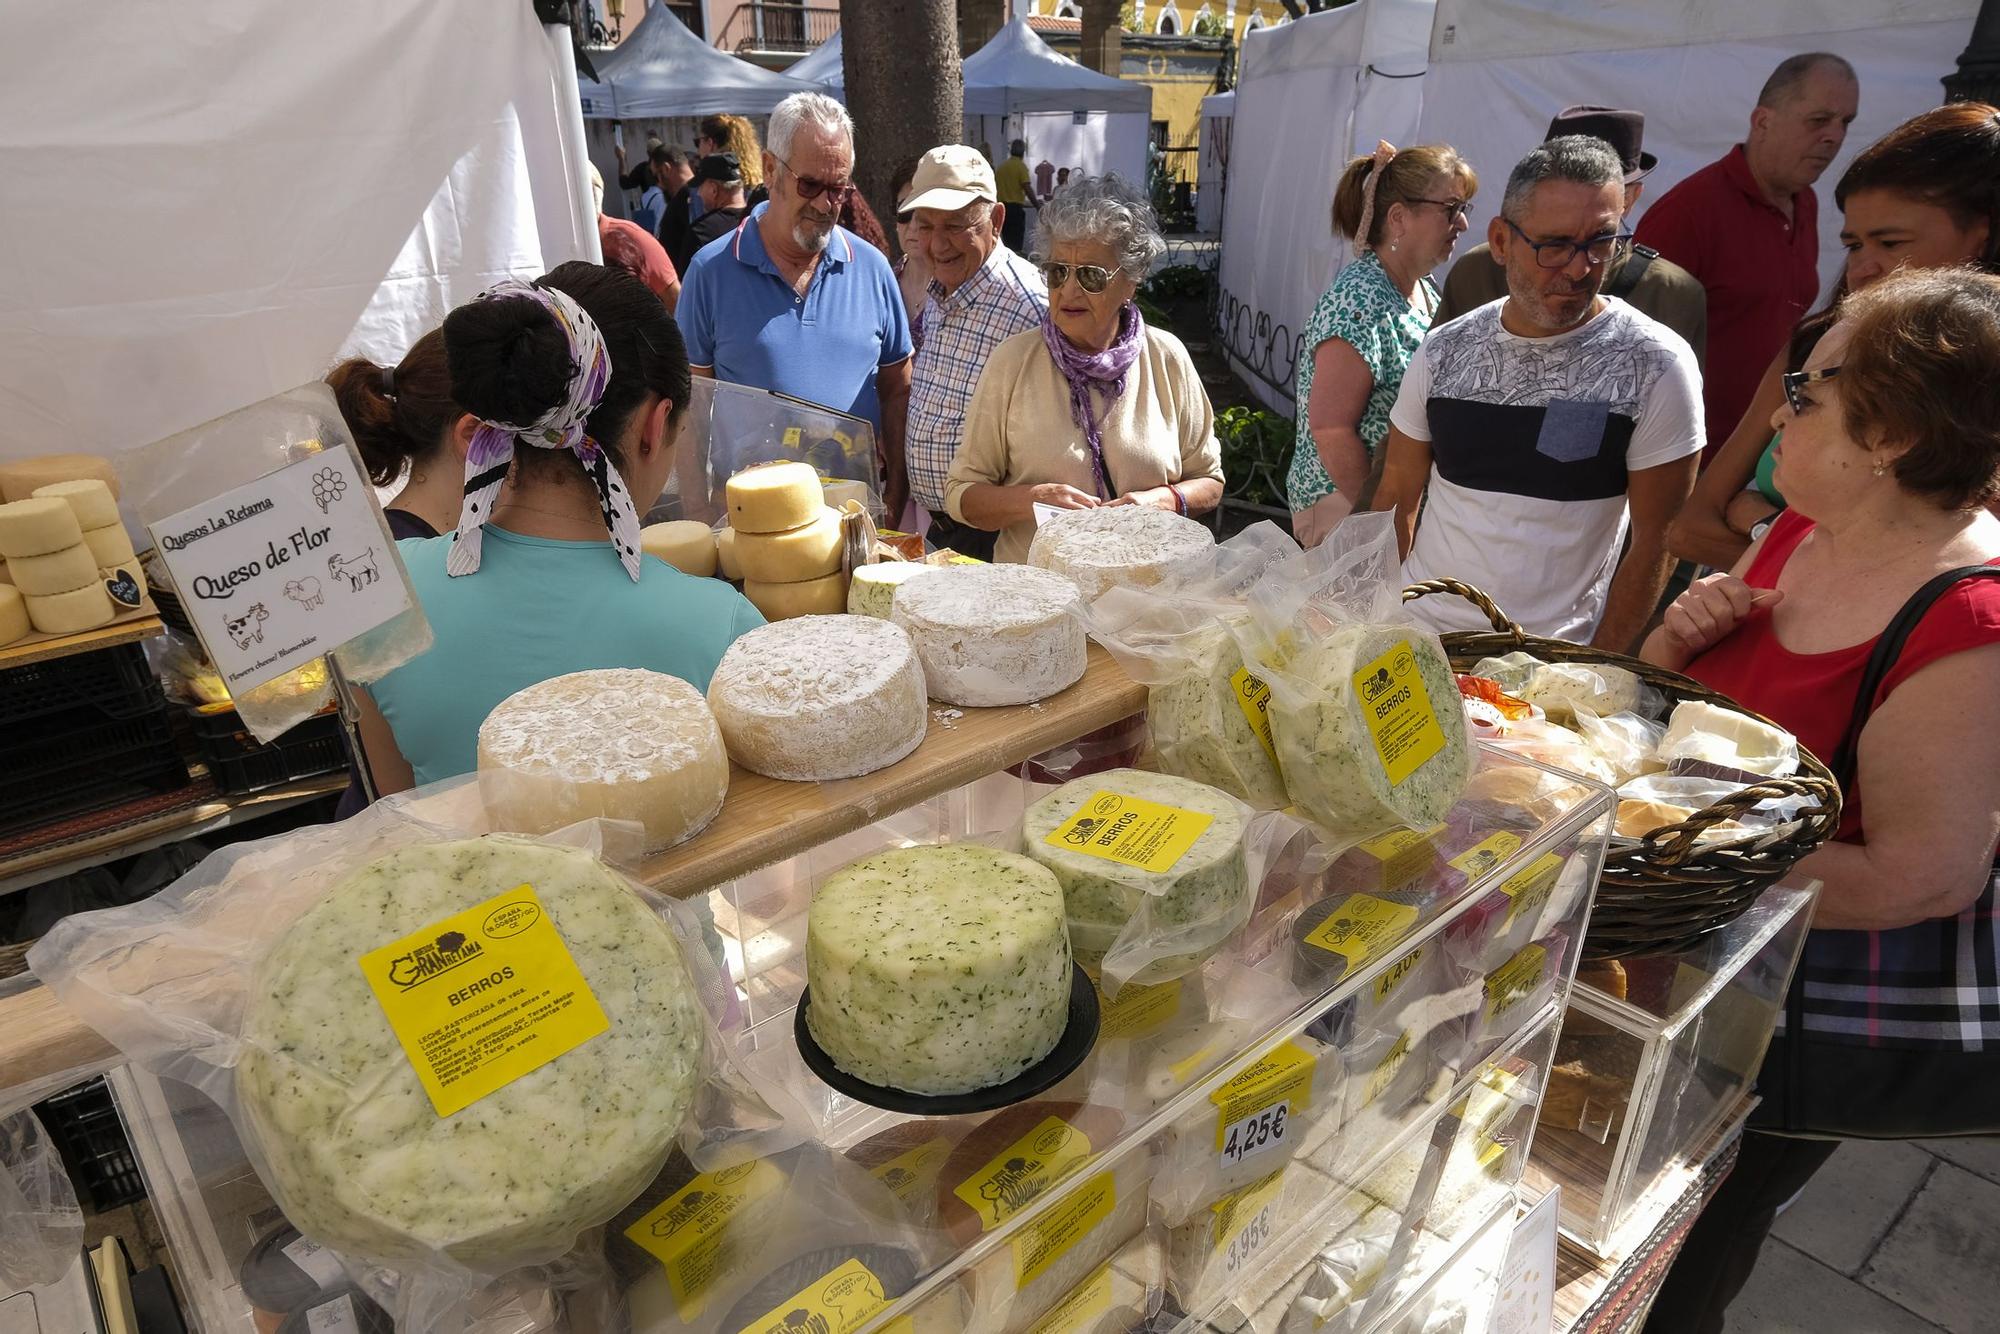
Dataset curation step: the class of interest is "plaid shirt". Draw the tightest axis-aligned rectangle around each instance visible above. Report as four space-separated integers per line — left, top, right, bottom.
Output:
906 244 1048 511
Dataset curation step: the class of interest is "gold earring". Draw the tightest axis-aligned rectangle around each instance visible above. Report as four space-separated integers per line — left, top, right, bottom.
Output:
1873 459 1889 477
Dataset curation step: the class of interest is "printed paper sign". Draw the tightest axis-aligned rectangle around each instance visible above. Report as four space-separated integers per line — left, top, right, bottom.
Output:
1044 790 1214 874
281 1235 346 1286
1033 502 1066 527
1492 1189 1560 1334
147 448 411 693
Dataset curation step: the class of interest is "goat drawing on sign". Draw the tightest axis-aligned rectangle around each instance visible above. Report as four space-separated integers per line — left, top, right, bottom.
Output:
327 548 379 592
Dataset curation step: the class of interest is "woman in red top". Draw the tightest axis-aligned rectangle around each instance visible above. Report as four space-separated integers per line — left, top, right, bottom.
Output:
1641 269 2000 1333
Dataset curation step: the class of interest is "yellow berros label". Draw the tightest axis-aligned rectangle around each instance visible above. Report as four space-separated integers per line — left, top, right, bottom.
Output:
624 1159 788 1319
952 1116 1095 1231
1302 894 1419 974
1352 640 1447 784
1013 1172 1116 1289
1229 666 1278 762
734 1257 909 1334
1045 790 1213 875
358 884 608 1118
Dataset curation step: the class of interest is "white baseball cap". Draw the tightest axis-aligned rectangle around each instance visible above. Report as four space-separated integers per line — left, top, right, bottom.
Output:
901 145 999 213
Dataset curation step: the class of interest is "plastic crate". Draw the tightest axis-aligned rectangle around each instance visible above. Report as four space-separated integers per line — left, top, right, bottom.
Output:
188 704 347 795
36 1076 146 1212
0 641 163 727
0 705 190 838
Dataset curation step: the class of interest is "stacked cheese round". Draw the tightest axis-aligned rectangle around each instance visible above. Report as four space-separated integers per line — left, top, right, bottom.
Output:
0 497 113 635
727 461 850 618
806 844 1073 1095
34 480 139 606
707 615 927 781
477 669 730 853
1023 769 1252 980
1027 507 1214 604
847 561 938 619
237 838 705 1266
890 564 1086 706
638 520 718 577
0 586 28 646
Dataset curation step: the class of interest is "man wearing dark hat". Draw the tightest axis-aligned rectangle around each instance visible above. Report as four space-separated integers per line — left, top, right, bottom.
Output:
1433 106 1706 363
670 152 752 277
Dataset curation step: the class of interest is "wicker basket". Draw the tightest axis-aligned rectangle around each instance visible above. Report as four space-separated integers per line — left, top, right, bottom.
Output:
1404 579 1842 961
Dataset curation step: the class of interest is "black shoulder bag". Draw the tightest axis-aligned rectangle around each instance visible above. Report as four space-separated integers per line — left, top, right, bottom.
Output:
1604 243 1658 300
1755 566 2000 1139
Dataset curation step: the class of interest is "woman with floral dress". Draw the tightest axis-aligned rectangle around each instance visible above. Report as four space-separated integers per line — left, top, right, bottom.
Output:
1288 142 1477 547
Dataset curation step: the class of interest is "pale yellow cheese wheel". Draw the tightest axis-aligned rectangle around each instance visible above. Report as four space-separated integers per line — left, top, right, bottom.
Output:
25 582 114 635
8 543 98 596
0 454 120 504
716 525 744 581
742 570 848 620
726 461 821 534
639 520 719 577
0 585 27 645
0 498 85 559
732 507 844 583
31 479 119 530
81 523 136 568
101 562 148 608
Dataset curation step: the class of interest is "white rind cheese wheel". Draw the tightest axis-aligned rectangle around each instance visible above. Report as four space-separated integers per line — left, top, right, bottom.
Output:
806 844 1073 1094
638 521 719 578
1024 769 1251 963
477 669 729 854
0 454 120 504
846 561 939 618
81 522 137 568
732 506 844 583
706 615 927 781
726 461 822 534
31 479 119 531
743 570 847 620
7 543 98 596
715 525 744 581
890 564 1086 706
1028 507 1215 604
101 563 148 608
237 838 705 1266
25 583 114 635
0 585 27 644
0 498 85 559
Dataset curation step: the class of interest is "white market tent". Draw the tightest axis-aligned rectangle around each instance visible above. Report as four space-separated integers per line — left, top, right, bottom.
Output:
964 17 1154 187
1415 0 1981 298
1197 90 1235 235
1215 0 1434 412
576 1 816 119
787 31 846 91
0 0 594 467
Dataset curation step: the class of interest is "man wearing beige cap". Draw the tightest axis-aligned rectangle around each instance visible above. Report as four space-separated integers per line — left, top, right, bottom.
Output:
900 144 1048 556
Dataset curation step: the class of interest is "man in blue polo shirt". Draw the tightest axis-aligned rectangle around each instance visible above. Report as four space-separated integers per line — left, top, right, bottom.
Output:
677 92 915 519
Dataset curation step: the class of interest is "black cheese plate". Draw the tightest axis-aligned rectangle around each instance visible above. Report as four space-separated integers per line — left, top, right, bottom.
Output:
793 962 1099 1115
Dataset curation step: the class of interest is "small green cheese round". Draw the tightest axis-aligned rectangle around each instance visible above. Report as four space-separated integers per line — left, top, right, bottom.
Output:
1146 617 1289 807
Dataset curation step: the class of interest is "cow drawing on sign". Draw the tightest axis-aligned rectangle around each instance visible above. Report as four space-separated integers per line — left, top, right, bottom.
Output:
225 603 270 650
327 549 379 592
283 577 323 610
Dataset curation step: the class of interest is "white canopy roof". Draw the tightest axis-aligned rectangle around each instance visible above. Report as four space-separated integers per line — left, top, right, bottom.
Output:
578 2 815 119
787 31 845 91
963 17 1153 116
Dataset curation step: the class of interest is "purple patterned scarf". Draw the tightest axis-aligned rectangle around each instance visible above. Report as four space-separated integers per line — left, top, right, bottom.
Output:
446 279 644 581
1041 301 1145 500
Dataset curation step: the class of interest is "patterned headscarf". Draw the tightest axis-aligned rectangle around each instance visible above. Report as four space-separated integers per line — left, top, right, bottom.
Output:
445 279 643 581
1354 140 1399 254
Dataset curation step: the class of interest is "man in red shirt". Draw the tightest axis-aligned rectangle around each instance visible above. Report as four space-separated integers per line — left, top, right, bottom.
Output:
590 164 681 314
1635 52 1858 458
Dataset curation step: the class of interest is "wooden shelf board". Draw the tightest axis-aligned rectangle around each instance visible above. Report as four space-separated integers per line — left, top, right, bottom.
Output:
0 608 164 670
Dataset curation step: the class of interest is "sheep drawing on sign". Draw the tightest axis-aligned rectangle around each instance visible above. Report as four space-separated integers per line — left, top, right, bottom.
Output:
283 577 323 610
327 549 379 592
225 603 270 650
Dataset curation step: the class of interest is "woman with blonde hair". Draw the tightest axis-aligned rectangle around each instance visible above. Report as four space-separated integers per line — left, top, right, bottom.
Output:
699 114 765 197
1287 141 1477 547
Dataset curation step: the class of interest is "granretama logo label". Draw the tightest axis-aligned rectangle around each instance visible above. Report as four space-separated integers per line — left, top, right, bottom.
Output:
385 931 486 990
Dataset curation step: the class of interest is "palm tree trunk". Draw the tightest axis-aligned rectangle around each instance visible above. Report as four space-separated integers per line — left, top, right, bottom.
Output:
839 0 963 228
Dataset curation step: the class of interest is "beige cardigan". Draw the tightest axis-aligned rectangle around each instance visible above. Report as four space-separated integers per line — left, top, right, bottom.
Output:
944 325 1225 563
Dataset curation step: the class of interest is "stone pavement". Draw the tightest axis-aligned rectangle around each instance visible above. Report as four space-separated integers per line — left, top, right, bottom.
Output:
1729 1136 2000 1333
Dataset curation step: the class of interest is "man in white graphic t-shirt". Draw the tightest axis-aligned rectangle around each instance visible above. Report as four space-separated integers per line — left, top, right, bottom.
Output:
1369 136 1704 651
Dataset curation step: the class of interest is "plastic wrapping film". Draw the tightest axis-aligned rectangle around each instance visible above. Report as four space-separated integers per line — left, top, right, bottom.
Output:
1236 514 1475 842
117 382 433 743
0 1106 83 1289
24 781 800 1334
673 378 882 527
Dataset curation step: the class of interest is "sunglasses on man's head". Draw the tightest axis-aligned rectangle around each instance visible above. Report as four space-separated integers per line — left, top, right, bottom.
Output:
1042 262 1119 294
777 156 851 204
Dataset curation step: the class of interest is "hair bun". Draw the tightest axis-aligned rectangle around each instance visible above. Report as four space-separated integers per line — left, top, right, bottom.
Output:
443 294 573 427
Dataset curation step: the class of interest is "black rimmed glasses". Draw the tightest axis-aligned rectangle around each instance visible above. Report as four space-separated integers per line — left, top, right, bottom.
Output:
1505 219 1629 269
1043 262 1119 294
776 155 852 204
1410 197 1472 222
1782 366 1840 414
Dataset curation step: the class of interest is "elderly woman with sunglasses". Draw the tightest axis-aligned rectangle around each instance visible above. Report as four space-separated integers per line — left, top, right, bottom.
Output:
943 173 1223 564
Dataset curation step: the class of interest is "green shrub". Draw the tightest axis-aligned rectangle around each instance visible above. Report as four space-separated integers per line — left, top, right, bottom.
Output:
1215 404 1294 510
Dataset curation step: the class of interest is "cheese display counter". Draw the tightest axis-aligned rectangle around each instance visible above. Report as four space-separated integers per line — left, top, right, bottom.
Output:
8 734 1613 1334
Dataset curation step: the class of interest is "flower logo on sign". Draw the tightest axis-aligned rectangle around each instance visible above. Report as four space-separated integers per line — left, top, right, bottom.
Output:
311 467 348 513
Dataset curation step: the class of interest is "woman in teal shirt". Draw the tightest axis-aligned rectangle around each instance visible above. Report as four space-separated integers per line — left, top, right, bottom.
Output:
358 262 763 791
